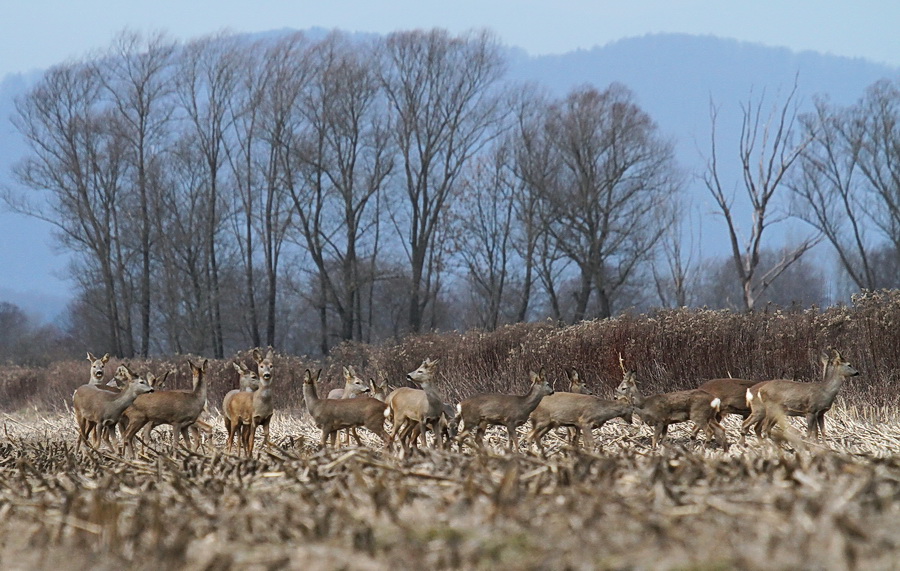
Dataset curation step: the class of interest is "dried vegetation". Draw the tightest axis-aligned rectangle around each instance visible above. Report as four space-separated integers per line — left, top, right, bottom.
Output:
2 294 900 568
1 411 900 569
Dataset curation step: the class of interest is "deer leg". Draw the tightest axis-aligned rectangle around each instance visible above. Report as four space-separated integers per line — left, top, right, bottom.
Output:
261 419 271 451
581 423 595 451
806 413 818 440
817 412 826 440
506 423 519 451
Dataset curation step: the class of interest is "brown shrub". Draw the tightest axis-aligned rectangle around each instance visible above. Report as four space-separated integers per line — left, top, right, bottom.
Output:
3 290 899 412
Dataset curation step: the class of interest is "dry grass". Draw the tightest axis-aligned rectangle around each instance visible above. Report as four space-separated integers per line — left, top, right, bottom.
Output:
2 409 900 570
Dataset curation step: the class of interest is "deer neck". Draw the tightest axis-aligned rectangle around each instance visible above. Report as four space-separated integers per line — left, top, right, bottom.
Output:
108 386 142 420
521 383 547 414
303 381 320 410
819 367 846 403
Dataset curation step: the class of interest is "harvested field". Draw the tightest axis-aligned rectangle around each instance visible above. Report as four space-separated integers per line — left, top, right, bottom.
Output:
2 409 900 570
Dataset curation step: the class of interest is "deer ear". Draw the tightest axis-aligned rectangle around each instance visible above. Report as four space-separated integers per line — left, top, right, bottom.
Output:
87 352 95 362
232 362 241 373
102 353 110 363
820 350 831 365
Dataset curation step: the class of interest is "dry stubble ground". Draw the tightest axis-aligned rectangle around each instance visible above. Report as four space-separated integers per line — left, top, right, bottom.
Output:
1 407 900 570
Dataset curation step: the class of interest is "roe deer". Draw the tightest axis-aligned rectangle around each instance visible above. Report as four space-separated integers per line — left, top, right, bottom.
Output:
223 361 262 454
121 359 209 456
331 366 373 447
616 369 727 450
386 358 447 452
73 375 154 452
225 363 276 456
530 368 594 445
692 377 757 442
741 349 859 441
86 352 110 385
455 368 554 451
528 392 633 452
327 367 370 400
302 369 389 448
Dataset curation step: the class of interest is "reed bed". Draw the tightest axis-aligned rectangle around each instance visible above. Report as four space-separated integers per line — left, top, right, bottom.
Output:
2 409 900 570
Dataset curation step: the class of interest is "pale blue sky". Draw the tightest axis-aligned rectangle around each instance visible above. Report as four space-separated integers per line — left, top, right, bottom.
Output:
3 0 900 78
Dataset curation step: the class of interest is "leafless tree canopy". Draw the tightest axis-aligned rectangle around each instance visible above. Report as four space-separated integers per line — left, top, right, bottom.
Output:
6 28 897 357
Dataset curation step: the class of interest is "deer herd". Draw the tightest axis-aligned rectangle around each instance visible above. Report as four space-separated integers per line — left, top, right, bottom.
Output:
71 347 860 457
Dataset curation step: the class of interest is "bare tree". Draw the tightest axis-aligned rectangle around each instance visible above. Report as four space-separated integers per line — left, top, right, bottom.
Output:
7 62 137 355
379 29 506 333
96 30 177 356
282 33 393 352
541 84 679 321
704 81 821 310
175 34 243 357
453 146 517 330
790 96 878 291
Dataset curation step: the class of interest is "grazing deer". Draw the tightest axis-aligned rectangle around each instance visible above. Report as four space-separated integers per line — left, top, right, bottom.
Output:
223 361 262 454
121 359 209 456
742 349 859 441
386 358 447 452
528 392 633 452
73 375 154 452
616 368 727 450
692 377 757 442
455 368 554 451
303 368 390 448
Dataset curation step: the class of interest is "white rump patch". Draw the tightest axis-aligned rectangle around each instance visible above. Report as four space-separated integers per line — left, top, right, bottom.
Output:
456 403 462 415
710 397 721 411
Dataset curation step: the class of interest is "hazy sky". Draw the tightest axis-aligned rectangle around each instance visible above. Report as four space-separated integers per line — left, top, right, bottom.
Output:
3 0 900 78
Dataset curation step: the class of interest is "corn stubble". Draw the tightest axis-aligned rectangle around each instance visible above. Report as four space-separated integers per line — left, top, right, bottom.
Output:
0 411 899 570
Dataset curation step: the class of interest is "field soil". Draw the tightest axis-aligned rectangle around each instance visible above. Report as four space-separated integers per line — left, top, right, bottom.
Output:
1 409 899 570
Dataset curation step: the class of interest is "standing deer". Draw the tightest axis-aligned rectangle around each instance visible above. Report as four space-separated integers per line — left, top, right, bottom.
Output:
223 361 261 454
455 368 554 451
121 359 209 456
329 367 373 447
742 349 859 441
303 368 390 448
386 358 447 452
225 363 276 456
221 347 272 453
85 352 110 386
73 375 154 452
616 368 727 450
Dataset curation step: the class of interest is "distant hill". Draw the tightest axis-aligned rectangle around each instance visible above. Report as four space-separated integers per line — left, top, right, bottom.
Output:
0 31 896 321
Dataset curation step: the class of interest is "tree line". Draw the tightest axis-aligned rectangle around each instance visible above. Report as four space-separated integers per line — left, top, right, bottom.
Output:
5 28 900 359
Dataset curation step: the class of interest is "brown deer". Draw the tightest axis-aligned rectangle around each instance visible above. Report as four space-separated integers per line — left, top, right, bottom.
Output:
528 368 594 445
224 364 276 456
616 368 727 450
741 349 859 441
120 359 209 456
86 352 110 384
528 392 633 452
302 368 390 448
222 361 261 454
692 377 757 442
455 368 554 451
331 366 374 447
386 358 447 452
73 375 154 452
221 347 272 452
326 366 370 400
